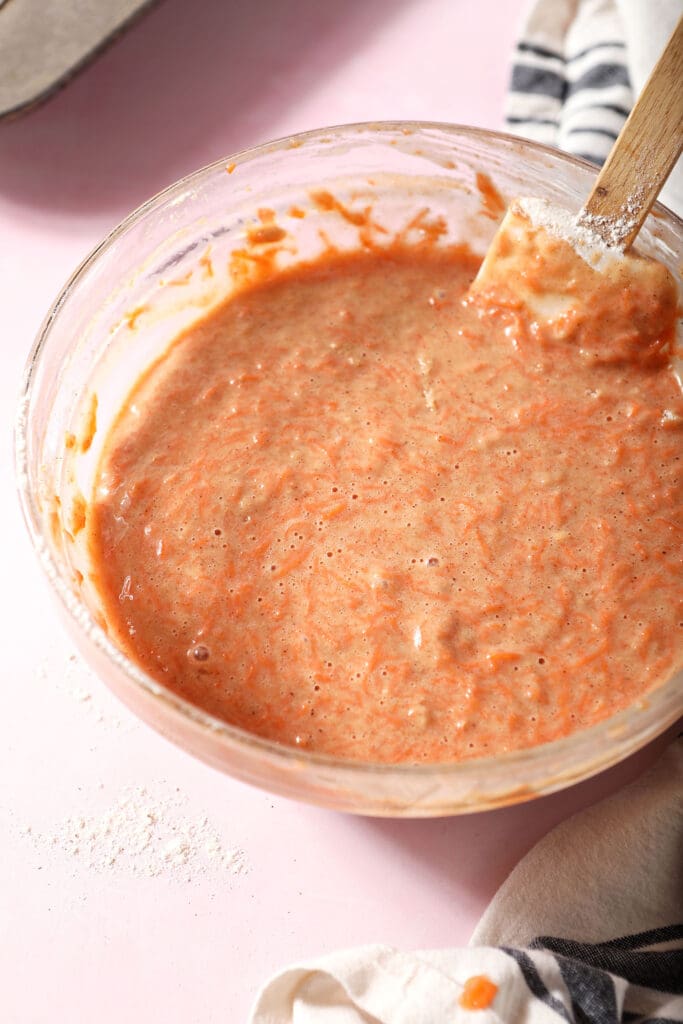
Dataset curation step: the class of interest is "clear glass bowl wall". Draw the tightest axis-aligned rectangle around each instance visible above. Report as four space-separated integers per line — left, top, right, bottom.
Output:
16 123 683 816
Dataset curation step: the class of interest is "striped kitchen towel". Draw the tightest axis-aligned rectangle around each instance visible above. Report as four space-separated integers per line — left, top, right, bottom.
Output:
506 0 683 216
250 739 683 1022
249 928 683 1022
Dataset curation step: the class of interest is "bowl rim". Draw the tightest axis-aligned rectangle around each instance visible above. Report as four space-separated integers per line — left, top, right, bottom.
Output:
14 118 683 791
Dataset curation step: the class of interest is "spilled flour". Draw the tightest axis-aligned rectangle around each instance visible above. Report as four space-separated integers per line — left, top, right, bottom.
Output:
21 782 248 883
24 650 248 884
37 652 130 733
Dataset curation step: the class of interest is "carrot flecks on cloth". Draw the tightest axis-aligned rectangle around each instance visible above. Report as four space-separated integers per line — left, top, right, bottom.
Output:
459 974 499 1010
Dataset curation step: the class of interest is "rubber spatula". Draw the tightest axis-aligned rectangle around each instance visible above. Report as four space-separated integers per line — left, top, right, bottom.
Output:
470 16 683 322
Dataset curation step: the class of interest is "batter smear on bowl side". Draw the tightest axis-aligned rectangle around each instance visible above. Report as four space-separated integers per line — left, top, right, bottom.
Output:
87 229 683 764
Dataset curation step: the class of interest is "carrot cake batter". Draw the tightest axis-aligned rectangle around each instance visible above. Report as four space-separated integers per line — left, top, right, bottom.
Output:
87 229 682 763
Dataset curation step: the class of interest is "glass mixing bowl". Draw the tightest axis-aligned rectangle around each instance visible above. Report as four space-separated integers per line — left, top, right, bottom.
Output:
16 122 683 816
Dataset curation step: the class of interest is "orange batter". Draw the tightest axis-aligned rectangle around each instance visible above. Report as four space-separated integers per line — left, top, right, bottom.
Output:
87 233 682 763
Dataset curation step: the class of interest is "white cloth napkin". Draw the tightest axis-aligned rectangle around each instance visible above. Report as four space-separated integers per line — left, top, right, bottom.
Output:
249 739 683 1022
505 0 683 217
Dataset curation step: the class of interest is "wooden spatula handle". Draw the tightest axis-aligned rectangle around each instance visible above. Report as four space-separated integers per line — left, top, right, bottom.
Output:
578 16 683 249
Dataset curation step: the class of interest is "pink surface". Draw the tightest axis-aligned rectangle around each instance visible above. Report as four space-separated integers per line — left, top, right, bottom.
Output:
1 2 677 1020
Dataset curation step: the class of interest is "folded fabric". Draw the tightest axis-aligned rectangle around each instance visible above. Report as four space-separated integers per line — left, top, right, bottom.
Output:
249 739 683 1023
505 0 683 217
250 933 683 1023
471 737 683 948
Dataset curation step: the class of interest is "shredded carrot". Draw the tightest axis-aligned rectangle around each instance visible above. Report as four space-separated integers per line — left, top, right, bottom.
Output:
87 238 683 764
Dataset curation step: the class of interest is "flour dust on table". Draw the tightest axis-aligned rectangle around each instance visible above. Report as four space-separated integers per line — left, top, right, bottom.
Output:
18 780 248 883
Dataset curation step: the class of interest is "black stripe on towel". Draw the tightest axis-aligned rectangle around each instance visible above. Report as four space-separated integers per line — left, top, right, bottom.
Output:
531 930 683 993
580 101 631 118
511 64 566 100
570 63 630 92
568 40 627 61
516 40 563 61
588 924 683 952
502 948 573 1021
566 126 620 143
506 116 559 126
572 153 605 166
624 1017 682 1023
555 955 619 1024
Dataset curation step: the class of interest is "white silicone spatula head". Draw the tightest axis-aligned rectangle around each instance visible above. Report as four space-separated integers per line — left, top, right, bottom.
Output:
471 16 683 317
